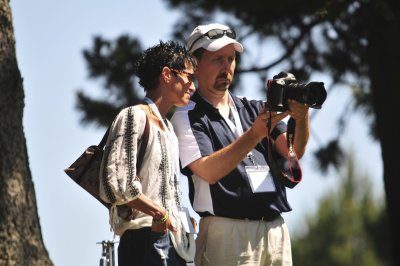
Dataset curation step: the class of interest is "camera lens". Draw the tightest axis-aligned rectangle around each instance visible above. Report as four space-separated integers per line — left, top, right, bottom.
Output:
303 82 327 108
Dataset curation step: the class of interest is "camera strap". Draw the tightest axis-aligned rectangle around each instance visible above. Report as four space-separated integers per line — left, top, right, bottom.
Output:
266 117 302 188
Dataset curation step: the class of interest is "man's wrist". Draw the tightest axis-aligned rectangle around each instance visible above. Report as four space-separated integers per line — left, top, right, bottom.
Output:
247 127 264 143
296 112 309 123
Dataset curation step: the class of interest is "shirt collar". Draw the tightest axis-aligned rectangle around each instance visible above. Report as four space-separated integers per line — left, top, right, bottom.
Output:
192 91 244 111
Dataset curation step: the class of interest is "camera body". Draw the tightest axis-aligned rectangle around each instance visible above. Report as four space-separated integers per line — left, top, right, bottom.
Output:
266 72 327 112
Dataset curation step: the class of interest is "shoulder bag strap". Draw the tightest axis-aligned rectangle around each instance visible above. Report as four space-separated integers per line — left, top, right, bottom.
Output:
100 104 149 169
136 113 150 172
98 127 110 149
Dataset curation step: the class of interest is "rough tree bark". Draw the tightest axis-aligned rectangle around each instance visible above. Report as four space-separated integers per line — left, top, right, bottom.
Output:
0 1 53 265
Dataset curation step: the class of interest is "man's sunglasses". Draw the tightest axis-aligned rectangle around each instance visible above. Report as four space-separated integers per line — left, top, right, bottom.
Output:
189 28 237 51
170 69 196 83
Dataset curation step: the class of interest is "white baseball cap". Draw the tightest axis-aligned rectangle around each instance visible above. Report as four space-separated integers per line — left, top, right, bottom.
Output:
187 23 244 53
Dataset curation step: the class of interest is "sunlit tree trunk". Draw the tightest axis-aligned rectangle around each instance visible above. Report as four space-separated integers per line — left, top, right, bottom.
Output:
0 1 53 265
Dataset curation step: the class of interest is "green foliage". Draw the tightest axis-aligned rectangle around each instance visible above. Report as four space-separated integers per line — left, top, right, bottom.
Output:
291 154 390 266
162 0 399 170
77 35 144 127
313 140 344 173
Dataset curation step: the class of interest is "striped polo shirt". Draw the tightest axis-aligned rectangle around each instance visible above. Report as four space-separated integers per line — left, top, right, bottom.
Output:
171 91 292 219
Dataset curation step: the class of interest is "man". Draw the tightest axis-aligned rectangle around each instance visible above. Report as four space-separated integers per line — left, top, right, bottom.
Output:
100 41 197 266
171 23 310 265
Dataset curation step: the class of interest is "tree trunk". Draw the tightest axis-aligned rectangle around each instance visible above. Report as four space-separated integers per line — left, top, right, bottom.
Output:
368 1 400 265
0 1 53 265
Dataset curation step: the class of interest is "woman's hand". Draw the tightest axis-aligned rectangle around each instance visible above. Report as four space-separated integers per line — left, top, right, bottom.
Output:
151 210 177 233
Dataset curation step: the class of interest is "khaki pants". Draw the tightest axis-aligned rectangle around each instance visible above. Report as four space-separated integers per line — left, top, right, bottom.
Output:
195 216 292 266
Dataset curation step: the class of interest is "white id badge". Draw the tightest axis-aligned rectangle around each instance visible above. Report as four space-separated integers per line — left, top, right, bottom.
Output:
245 165 276 193
179 207 197 234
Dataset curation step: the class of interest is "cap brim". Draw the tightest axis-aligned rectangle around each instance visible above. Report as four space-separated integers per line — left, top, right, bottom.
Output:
190 36 244 53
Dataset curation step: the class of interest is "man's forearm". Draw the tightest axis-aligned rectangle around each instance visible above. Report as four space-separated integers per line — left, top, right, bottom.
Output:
189 127 262 184
293 113 310 158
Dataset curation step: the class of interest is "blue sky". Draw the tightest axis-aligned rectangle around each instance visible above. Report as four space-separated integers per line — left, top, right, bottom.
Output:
10 1 383 266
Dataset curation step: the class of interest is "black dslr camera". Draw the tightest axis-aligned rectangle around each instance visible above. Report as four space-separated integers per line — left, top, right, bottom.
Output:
266 72 327 112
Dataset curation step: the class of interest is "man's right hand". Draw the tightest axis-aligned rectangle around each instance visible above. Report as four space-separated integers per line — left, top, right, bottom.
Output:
251 108 289 141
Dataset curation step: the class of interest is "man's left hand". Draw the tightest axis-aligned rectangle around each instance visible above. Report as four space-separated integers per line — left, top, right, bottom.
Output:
288 99 309 121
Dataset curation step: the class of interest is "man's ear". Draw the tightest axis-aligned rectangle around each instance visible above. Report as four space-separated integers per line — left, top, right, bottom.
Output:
161 66 172 84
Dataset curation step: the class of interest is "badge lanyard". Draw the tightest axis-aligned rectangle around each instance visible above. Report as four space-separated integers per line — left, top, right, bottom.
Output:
225 95 256 164
227 95 275 193
225 95 244 137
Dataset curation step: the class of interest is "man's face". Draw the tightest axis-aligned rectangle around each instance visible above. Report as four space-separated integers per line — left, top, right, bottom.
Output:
196 44 237 93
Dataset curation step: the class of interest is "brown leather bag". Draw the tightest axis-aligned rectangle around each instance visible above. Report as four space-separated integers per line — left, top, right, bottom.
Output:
64 112 150 214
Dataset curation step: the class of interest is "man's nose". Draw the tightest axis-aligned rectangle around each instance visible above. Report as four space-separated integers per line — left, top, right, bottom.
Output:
221 58 232 71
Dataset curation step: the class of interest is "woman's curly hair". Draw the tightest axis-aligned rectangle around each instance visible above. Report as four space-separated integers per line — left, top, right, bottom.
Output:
136 40 197 91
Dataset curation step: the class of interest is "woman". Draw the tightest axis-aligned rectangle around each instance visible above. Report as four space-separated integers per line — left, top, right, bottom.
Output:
100 41 197 266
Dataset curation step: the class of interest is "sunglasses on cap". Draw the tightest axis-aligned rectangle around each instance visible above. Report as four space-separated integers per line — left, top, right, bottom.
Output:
189 28 237 51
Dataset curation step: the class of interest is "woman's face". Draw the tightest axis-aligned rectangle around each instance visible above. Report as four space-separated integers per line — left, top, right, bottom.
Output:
169 63 196 107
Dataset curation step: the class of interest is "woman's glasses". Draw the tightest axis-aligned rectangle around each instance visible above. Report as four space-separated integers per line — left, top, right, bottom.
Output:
170 69 196 83
189 28 236 51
